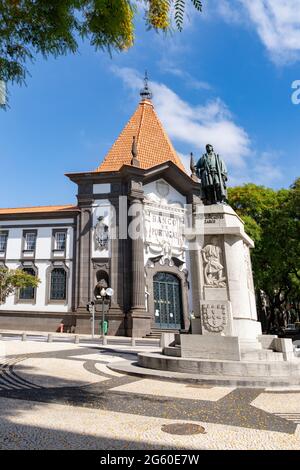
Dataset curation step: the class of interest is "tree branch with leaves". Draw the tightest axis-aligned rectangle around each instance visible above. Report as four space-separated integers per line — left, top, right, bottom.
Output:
0 0 203 105
0 267 40 304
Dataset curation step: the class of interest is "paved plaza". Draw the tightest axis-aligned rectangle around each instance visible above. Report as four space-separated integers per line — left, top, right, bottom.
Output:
0 339 300 450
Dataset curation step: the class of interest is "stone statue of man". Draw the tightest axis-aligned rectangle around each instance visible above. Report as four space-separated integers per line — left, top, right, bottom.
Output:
196 144 228 204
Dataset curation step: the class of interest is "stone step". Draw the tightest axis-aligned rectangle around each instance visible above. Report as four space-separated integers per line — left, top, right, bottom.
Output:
164 347 286 362
163 344 283 362
163 346 181 357
108 360 300 388
241 349 284 362
138 351 300 378
144 328 179 339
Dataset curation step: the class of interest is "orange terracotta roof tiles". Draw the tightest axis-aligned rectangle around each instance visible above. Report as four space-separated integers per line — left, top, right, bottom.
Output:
0 204 78 215
97 99 186 173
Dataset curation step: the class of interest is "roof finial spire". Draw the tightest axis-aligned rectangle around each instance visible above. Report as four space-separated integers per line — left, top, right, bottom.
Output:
140 70 153 101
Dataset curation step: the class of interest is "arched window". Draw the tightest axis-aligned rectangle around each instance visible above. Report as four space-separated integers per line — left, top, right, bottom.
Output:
50 268 67 300
19 267 36 300
94 270 109 298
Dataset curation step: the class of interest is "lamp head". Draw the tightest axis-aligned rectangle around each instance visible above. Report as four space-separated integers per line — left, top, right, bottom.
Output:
100 288 107 297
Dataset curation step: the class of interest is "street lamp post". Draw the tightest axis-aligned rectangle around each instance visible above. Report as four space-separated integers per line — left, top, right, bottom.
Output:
100 288 106 344
92 301 95 339
86 301 95 339
97 287 114 345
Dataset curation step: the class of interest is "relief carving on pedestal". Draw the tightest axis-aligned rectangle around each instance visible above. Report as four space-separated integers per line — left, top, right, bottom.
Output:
201 303 227 333
202 236 226 287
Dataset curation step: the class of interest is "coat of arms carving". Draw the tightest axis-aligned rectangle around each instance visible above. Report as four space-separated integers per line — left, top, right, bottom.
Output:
201 303 227 333
156 180 169 198
94 216 109 250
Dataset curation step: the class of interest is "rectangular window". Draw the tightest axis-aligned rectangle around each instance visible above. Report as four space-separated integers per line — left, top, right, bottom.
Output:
19 267 36 301
24 232 36 251
50 268 67 300
54 232 66 251
0 232 8 252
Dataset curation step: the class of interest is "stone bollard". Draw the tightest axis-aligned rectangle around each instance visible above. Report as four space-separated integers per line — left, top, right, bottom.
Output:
102 336 107 346
74 335 80 344
47 334 53 343
21 333 27 342
131 337 136 347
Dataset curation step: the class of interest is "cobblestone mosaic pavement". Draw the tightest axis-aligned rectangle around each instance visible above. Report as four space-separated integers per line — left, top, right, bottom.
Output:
0 340 300 450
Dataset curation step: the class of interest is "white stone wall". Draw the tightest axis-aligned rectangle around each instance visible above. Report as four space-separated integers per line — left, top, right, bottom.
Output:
0 217 74 312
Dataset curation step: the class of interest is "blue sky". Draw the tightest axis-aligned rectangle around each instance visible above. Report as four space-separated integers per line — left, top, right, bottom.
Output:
0 0 299 208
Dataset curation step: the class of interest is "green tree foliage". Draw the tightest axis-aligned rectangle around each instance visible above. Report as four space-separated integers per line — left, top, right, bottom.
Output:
228 179 300 332
0 267 40 304
0 1 202 95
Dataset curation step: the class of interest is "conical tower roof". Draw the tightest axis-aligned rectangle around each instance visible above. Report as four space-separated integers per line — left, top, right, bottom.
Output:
96 98 185 173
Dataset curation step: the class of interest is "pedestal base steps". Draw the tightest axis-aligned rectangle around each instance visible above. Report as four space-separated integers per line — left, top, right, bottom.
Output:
131 353 300 388
134 333 300 388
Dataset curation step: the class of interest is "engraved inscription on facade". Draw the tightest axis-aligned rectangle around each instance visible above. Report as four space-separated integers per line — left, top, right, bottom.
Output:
144 199 186 265
204 213 224 224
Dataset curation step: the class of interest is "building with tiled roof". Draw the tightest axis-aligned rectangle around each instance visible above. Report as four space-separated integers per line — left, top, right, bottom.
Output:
0 204 79 216
0 77 201 336
97 98 186 173
0 78 259 345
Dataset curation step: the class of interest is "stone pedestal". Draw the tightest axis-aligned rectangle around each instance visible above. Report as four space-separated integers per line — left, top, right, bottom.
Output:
189 204 262 348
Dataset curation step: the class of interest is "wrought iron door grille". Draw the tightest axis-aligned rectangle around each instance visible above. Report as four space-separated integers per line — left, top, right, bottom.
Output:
153 272 182 329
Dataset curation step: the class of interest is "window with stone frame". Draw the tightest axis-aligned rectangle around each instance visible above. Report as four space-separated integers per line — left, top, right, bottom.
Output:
0 232 8 252
19 267 36 300
50 268 67 300
54 231 66 251
24 232 36 251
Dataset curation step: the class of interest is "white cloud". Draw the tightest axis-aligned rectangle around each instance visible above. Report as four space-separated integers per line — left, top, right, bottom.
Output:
112 66 250 166
216 0 300 64
111 66 282 186
229 151 283 186
242 0 300 63
159 62 211 91
153 83 251 167
249 151 283 185
213 0 245 24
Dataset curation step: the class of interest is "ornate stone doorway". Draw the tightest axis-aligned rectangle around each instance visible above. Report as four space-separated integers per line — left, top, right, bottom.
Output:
153 272 183 329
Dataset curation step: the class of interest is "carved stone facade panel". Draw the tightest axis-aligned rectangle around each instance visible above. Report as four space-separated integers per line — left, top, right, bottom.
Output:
94 216 109 251
202 236 227 288
202 303 226 332
200 301 233 336
143 202 186 266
